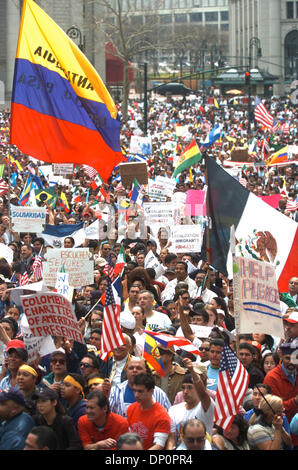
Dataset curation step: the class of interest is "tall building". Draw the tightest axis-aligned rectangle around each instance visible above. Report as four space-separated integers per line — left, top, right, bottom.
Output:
229 0 298 95
0 0 105 105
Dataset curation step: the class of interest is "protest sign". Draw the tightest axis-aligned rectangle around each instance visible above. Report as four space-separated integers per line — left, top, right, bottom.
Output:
185 190 206 216
129 135 152 155
20 315 56 362
148 179 167 201
55 272 74 302
10 205 46 233
233 256 284 337
52 163 74 177
170 225 203 253
176 324 212 340
143 202 174 226
42 248 94 288
145 250 165 278
119 162 148 187
21 291 84 343
155 176 177 196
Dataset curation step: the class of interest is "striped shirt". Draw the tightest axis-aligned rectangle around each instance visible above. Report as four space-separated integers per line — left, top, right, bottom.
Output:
109 380 171 418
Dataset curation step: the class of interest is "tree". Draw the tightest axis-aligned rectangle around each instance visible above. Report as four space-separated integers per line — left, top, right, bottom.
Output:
94 0 162 121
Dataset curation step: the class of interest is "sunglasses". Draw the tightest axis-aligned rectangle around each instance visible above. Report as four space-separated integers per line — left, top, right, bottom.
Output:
80 362 92 368
199 347 210 352
51 358 65 365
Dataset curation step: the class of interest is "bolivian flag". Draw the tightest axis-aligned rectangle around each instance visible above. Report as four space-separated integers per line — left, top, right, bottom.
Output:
10 0 125 183
173 139 202 178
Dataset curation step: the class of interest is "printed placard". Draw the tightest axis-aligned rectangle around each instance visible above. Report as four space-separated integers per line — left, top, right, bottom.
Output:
170 225 203 253
10 205 46 233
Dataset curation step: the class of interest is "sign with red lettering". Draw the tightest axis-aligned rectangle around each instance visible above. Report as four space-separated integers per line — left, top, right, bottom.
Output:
233 256 284 337
21 291 84 344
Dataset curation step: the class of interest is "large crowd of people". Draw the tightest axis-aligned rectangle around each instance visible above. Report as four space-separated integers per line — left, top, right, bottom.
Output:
0 90 297 452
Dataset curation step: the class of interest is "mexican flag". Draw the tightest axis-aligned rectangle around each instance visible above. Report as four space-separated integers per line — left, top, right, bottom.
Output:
172 139 202 178
201 156 298 292
114 245 126 277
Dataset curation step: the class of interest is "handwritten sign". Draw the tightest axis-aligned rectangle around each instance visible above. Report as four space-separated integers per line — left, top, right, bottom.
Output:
42 248 94 288
21 291 84 343
10 205 46 233
53 163 74 177
233 256 284 337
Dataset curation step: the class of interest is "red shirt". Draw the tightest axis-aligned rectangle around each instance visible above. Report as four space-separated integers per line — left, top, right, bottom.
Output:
78 412 129 449
127 401 171 450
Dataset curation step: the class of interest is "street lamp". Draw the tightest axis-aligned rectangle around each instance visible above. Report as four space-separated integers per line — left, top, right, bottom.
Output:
66 25 85 52
247 37 262 132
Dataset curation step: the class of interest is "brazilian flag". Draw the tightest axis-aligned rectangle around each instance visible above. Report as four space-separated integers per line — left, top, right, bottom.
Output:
35 188 58 208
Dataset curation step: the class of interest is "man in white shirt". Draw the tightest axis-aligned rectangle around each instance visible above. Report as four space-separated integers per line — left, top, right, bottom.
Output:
161 261 197 302
138 290 172 331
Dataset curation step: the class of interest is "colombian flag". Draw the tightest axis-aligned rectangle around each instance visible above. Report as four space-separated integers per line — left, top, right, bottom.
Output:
266 146 288 166
10 0 124 183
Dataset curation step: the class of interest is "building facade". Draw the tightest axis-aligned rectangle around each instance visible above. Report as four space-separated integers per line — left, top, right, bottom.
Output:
229 0 298 95
1 0 105 105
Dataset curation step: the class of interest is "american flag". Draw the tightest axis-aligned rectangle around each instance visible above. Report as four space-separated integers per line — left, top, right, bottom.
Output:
82 165 98 179
286 198 298 212
20 269 29 286
0 179 9 196
281 121 290 135
214 344 249 431
144 331 201 356
103 253 115 281
32 254 43 281
100 277 125 359
254 97 274 130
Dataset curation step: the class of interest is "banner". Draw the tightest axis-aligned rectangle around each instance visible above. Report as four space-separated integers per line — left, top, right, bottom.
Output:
233 256 285 337
170 225 203 253
43 248 94 288
185 190 206 216
129 135 152 155
10 204 46 232
21 291 84 343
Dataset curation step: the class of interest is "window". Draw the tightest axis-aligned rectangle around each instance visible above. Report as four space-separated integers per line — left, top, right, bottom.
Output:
221 11 229 21
160 14 172 23
287 1 294 18
205 12 218 22
190 12 203 22
174 14 187 23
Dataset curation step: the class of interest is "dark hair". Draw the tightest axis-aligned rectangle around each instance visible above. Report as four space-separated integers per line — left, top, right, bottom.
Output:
29 426 58 450
254 383 272 394
209 338 225 348
64 237 75 246
0 316 18 337
216 414 249 447
190 310 209 323
82 353 100 370
133 372 155 391
86 390 110 413
164 253 178 265
182 372 194 385
116 432 143 450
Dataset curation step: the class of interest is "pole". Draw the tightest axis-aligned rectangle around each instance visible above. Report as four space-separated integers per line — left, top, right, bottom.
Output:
204 151 211 289
143 62 148 137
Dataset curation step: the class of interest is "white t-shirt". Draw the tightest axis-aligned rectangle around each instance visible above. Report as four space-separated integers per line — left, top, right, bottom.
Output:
145 310 172 331
169 399 215 447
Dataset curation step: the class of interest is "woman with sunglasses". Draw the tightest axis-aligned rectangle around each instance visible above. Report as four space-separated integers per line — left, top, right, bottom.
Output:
41 350 68 396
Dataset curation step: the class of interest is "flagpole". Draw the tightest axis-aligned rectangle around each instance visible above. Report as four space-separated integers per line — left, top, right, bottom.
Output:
230 225 240 357
204 151 211 289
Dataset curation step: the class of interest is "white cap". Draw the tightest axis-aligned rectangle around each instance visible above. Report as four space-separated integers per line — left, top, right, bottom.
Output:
120 311 136 330
216 309 225 317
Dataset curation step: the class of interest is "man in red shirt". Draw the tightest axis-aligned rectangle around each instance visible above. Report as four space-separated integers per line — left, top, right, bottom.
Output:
77 390 129 450
127 372 171 450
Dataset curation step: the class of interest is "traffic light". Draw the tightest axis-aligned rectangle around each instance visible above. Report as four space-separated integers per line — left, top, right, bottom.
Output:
245 71 251 86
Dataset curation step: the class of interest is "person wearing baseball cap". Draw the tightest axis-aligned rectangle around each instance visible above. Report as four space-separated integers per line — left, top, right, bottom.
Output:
0 339 28 391
283 311 298 341
0 387 34 450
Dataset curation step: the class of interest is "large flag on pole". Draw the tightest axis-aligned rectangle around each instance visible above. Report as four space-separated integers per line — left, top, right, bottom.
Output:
10 0 124 182
201 155 298 293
